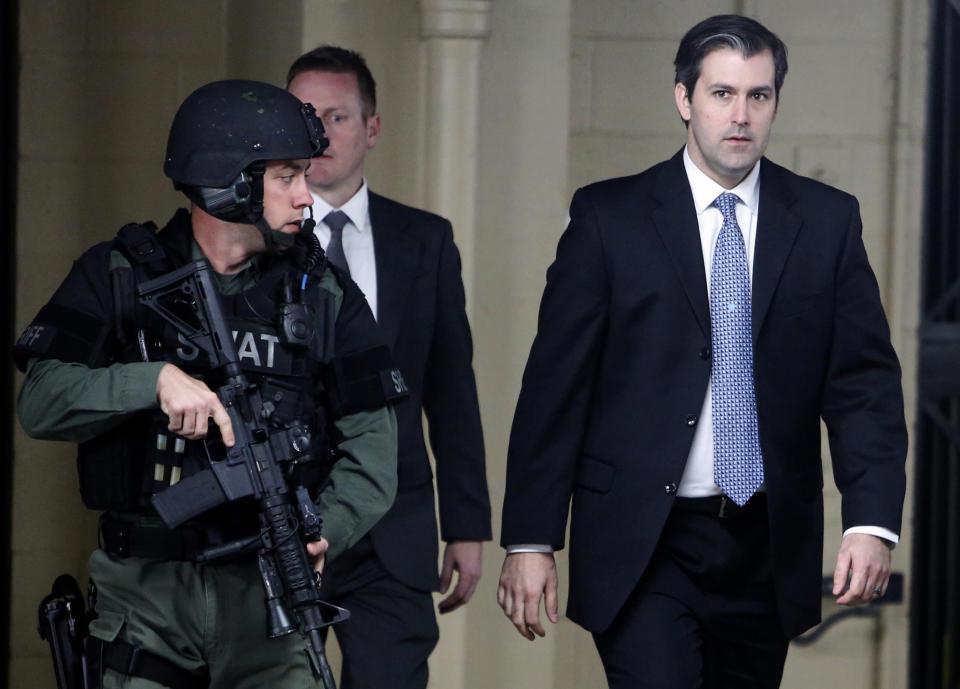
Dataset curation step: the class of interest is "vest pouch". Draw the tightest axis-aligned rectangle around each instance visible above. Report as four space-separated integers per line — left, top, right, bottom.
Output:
77 411 155 511
259 377 311 426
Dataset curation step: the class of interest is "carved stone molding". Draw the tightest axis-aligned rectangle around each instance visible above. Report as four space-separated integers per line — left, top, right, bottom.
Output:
419 0 492 39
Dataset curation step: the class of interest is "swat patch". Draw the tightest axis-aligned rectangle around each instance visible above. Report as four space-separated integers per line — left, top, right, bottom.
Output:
170 326 295 376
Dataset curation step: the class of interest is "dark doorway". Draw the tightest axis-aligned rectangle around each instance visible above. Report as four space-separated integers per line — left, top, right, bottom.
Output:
1 1 19 685
911 1 960 687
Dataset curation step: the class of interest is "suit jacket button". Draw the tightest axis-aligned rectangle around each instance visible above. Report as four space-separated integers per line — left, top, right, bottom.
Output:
664 483 678 495
686 414 697 427
700 346 711 360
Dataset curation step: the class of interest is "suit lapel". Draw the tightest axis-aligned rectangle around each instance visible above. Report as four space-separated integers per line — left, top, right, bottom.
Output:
650 153 711 338
752 159 802 341
369 193 421 347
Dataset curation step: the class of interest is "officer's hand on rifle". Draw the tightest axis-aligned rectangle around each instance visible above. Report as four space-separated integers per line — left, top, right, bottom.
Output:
306 538 329 574
156 363 236 446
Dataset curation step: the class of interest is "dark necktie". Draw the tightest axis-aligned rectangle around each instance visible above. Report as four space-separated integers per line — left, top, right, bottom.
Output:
710 192 764 506
323 210 351 276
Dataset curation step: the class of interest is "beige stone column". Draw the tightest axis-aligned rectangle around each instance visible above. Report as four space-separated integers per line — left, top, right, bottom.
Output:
416 8 492 686
418 0 492 313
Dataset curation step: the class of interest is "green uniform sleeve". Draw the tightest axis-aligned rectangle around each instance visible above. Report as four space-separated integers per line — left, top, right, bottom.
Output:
18 358 166 442
316 405 398 561
311 268 399 561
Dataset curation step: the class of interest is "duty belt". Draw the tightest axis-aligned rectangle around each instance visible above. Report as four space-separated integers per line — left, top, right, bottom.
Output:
99 514 217 561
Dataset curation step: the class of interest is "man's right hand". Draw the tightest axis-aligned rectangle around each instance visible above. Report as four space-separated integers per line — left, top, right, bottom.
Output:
496 551 559 640
156 363 235 445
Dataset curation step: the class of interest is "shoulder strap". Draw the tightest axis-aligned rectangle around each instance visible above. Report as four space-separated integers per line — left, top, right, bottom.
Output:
110 221 170 356
114 221 167 272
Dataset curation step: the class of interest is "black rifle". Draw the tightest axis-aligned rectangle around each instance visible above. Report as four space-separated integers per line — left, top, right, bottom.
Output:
136 259 347 689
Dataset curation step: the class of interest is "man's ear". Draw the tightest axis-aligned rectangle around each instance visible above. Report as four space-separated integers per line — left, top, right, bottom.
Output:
674 82 691 123
366 113 381 150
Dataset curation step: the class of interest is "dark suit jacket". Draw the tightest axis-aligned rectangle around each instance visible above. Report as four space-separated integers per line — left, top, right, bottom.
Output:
364 192 491 592
500 151 907 638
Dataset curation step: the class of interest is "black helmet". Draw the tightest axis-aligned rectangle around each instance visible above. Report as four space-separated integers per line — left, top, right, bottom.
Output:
164 79 327 226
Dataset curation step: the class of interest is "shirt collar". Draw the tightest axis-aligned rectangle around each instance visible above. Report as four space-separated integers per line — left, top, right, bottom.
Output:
682 146 761 217
308 179 370 232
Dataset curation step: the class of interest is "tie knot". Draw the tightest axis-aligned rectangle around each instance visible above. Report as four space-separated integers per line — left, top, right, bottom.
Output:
324 210 350 234
714 193 741 222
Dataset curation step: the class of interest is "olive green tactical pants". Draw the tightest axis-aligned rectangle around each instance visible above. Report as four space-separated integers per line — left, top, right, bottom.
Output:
88 549 326 688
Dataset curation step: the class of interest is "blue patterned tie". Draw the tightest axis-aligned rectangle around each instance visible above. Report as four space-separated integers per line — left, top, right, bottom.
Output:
711 192 763 506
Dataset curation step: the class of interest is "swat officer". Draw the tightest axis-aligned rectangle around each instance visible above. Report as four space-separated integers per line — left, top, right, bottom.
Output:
15 80 399 688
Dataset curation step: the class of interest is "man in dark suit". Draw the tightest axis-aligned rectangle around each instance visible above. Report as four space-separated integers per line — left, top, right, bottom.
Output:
286 46 491 689
497 14 907 688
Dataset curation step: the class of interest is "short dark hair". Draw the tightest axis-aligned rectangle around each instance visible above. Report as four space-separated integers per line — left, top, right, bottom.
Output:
286 45 377 119
674 15 788 103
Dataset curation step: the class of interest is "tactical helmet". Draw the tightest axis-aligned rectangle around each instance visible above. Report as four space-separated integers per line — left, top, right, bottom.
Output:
164 79 327 226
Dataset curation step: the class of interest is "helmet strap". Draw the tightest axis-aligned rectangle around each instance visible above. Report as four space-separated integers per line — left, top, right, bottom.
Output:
256 216 299 255
259 201 317 257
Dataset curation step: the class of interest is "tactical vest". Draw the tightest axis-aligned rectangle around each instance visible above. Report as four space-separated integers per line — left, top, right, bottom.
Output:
14 211 406 525
76 219 340 516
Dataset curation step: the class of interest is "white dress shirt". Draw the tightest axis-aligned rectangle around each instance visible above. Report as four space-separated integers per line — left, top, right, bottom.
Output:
306 180 379 320
507 148 896 553
678 147 761 498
